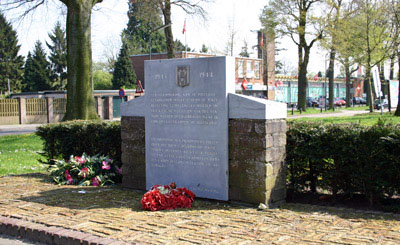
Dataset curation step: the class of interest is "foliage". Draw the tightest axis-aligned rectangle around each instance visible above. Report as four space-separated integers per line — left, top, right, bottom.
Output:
141 182 196 211
36 121 121 165
46 21 67 90
286 120 400 206
49 153 121 186
121 0 166 55
0 134 45 177
112 42 137 89
22 41 52 92
239 40 249 57
174 39 191 53
93 70 113 90
0 12 24 94
263 0 323 111
200 44 208 53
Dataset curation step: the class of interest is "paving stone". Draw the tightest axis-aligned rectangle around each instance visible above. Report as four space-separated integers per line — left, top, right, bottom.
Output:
1 175 400 244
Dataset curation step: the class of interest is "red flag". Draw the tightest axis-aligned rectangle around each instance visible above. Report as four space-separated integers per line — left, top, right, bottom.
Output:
182 19 186 34
260 33 264 48
314 74 318 81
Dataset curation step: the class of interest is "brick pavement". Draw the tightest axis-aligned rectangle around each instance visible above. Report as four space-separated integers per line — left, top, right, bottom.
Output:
1 174 400 244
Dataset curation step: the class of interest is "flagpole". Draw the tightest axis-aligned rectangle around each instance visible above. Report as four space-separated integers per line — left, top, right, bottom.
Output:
184 19 187 58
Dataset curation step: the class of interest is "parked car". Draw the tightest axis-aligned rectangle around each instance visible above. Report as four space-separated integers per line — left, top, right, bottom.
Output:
353 97 366 105
334 98 346 107
374 99 389 110
307 97 319 107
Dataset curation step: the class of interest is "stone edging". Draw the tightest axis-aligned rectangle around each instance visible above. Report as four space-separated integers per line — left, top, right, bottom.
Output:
0 216 132 245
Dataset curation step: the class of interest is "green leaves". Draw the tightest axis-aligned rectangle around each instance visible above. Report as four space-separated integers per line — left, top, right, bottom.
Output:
287 121 400 205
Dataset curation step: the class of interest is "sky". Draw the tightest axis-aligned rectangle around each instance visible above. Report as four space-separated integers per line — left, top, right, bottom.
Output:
3 0 342 75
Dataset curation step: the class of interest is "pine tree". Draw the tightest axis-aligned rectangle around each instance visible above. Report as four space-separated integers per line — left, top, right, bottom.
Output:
47 21 67 90
112 42 136 89
23 41 52 92
121 1 166 55
0 12 24 94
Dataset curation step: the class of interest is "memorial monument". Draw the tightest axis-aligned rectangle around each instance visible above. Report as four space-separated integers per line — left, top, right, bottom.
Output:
121 56 287 206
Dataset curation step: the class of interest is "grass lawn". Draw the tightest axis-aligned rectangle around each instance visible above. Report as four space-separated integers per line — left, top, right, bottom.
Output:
0 134 46 177
287 107 339 115
290 112 400 126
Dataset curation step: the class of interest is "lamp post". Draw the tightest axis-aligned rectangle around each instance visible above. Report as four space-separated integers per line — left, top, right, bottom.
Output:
149 23 172 60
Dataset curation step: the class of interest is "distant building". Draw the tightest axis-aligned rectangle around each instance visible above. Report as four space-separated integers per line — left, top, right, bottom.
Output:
129 52 267 98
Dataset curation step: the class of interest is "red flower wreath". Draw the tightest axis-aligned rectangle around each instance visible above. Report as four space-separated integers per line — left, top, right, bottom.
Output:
141 182 195 211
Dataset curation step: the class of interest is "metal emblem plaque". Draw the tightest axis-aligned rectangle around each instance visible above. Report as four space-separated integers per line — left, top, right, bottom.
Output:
176 66 189 87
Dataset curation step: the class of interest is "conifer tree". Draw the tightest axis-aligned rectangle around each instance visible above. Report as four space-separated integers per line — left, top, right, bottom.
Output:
121 1 166 55
23 41 52 92
112 42 136 89
47 21 67 90
0 12 24 94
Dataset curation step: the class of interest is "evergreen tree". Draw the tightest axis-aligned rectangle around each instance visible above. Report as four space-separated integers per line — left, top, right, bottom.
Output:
239 40 250 57
112 42 136 89
23 41 52 92
0 12 24 94
121 1 166 55
200 44 208 53
175 39 191 53
47 21 67 90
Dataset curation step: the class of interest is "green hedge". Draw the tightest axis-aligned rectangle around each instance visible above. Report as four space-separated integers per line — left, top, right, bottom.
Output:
287 120 400 205
36 121 121 164
37 119 400 206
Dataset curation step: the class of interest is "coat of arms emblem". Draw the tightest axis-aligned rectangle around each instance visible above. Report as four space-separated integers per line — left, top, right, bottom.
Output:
176 66 189 87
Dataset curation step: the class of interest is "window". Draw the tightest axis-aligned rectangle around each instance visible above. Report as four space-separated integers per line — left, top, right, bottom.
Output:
254 62 260 79
246 61 253 78
238 60 244 78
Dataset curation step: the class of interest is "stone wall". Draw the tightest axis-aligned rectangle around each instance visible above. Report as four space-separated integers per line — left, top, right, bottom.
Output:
229 119 286 207
121 116 146 190
121 116 286 206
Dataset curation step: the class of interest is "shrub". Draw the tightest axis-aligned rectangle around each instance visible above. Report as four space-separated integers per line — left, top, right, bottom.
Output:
286 120 400 205
49 153 122 186
36 120 121 164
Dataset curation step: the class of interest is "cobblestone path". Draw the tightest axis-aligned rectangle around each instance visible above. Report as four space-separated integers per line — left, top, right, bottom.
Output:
1 174 399 244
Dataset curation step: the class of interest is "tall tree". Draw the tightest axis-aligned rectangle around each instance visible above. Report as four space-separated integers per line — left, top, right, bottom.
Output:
122 1 166 55
47 21 67 90
0 12 24 94
320 0 344 109
134 0 208 58
112 42 136 89
391 0 400 116
3 0 102 120
353 0 394 112
266 0 323 111
22 41 52 92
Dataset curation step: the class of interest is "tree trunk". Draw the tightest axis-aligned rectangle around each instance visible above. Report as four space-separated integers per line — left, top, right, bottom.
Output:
162 0 175 59
365 67 374 113
395 51 400 116
64 0 98 120
328 49 335 109
345 60 351 107
298 62 308 111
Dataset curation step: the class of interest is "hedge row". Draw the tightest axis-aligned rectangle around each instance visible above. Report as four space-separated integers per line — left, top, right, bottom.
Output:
37 120 400 205
287 120 400 205
36 121 121 164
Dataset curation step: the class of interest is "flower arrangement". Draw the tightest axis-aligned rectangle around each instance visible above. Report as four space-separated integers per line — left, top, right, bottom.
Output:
49 153 122 186
141 182 195 211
